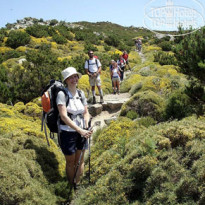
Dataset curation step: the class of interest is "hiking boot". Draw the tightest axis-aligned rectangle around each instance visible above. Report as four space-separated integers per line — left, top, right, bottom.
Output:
113 91 116 95
100 96 104 103
117 90 120 95
93 96 96 104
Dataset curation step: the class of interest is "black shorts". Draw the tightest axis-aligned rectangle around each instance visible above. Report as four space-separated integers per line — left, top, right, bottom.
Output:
59 130 88 155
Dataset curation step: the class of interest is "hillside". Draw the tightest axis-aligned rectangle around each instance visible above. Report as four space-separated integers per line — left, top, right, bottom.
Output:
0 18 205 205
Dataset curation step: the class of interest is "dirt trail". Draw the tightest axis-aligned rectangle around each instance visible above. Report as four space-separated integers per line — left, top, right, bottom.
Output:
91 92 131 130
90 69 132 131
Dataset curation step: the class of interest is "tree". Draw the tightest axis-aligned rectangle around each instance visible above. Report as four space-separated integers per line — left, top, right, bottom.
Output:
6 31 30 49
174 27 205 83
50 19 58 26
0 65 12 103
26 25 49 38
104 35 120 47
4 45 68 103
174 27 205 114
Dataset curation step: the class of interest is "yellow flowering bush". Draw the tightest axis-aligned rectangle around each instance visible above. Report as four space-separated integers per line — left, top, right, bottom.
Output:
120 74 144 92
57 55 72 61
114 49 123 56
24 102 42 119
78 74 90 96
32 97 42 107
51 41 58 49
144 45 162 53
129 51 141 64
0 46 13 53
30 36 50 47
91 118 134 158
15 46 27 52
14 102 26 113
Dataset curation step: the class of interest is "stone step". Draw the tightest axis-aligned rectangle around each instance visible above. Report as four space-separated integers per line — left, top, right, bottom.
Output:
88 93 131 117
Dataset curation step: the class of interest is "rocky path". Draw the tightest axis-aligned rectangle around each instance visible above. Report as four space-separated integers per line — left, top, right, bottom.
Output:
88 92 131 131
88 71 131 131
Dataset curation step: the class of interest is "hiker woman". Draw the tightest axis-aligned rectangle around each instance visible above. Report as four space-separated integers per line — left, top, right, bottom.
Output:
111 62 120 94
57 67 92 188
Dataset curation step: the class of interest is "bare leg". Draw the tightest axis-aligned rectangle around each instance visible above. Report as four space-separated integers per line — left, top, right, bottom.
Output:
116 80 120 94
65 154 76 184
91 86 95 96
113 81 117 94
75 150 85 184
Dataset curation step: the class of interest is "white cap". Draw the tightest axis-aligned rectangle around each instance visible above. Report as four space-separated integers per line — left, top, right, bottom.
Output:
61 67 82 82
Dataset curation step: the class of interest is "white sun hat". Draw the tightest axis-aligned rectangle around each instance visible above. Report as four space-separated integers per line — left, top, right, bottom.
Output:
61 67 82 82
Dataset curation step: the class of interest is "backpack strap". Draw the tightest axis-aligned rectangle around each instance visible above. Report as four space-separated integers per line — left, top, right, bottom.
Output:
87 59 99 73
87 60 90 73
77 89 83 104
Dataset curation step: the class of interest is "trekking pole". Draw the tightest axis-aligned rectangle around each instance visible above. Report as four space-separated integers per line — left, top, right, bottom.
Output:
43 114 50 146
88 118 92 184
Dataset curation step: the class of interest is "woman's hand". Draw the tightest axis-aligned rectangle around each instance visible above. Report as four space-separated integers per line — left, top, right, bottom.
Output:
79 128 93 139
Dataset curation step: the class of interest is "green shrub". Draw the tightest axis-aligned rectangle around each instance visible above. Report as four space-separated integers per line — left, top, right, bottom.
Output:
0 102 69 204
72 116 205 205
129 82 143 96
159 41 173 51
154 51 177 65
26 24 49 38
137 116 156 128
105 35 120 47
104 44 111 51
49 19 58 26
55 25 74 40
84 42 98 53
165 90 193 120
6 31 31 49
121 91 165 121
52 34 67 44
3 50 24 61
126 110 138 120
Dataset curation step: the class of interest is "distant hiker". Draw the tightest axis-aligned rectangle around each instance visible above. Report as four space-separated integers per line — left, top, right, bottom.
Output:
122 50 131 70
111 62 120 94
109 59 115 91
85 50 104 104
57 67 92 187
117 56 126 81
136 38 142 52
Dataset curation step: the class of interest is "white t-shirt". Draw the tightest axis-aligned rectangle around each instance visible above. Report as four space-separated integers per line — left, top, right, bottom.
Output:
112 67 120 77
56 89 87 132
84 58 101 73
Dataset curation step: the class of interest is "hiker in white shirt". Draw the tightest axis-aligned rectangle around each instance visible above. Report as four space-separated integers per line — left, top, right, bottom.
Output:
84 50 104 104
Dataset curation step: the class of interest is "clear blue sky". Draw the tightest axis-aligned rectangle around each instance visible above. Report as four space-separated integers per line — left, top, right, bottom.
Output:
1 0 205 31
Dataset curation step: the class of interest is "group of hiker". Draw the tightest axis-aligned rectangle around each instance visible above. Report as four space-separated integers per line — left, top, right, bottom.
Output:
109 51 130 95
42 40 142 195
85 49 130 103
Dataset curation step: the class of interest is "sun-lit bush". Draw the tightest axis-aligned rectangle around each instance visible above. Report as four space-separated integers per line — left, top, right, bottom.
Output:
120 74 144 92
120 90 165 121
0 46 13 54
